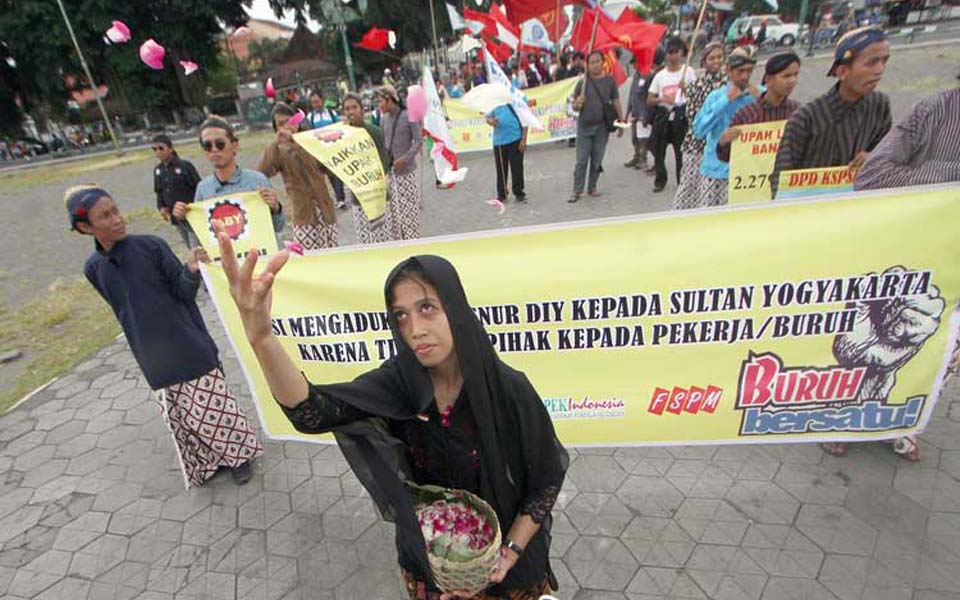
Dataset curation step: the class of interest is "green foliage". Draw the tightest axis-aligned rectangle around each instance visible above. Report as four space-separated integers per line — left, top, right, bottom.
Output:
0 0 250 132
632 0 676 26
205 59 240 96
246 37 290 70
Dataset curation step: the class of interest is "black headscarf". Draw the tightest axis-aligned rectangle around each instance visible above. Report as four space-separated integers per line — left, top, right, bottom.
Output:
315 255 569 593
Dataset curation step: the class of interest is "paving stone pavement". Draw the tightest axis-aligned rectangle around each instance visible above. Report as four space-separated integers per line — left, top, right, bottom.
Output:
2 292 960 600
3 45 960 600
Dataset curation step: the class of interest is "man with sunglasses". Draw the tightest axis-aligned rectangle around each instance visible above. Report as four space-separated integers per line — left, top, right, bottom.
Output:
152 134 201 248
188 116 285 235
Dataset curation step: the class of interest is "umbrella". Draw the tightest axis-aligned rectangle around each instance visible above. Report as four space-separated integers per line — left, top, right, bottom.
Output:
460 83 513 115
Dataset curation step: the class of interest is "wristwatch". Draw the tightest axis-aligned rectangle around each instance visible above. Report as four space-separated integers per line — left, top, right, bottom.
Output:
503 538 525 556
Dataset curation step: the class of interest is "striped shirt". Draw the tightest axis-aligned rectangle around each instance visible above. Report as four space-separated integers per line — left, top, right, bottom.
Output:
855 88 960 190
717 94 801 163
771 84 891 197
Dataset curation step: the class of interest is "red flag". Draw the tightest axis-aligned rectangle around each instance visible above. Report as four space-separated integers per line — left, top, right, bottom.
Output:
464 7 497 37
503 0 578 25
485 37 515 63
489 2 521 39
537 7 569 42
617 7 645 26
604 50 627 86
354 26 391 52
570 7 618 51
571 7 665 73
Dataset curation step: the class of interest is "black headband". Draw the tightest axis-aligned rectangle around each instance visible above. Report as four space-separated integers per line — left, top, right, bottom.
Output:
765 52 801 77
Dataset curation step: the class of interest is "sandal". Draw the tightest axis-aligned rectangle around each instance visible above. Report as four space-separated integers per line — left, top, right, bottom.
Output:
891 436 921 462
820 442 848 457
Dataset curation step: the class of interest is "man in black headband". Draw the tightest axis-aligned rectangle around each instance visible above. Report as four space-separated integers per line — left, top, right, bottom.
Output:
771 27 892 197
689 45 760 207
67 185 263 487
716 52 802 164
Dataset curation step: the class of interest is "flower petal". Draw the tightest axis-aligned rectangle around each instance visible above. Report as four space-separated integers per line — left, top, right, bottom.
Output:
265 77 275 98
139 39 165 70
486 198 506 214
287 109 305 129
105 20 131 44
283 241 304 255
179 60 199 76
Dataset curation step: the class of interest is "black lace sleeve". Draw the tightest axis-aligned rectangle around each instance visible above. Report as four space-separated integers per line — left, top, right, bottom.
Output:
518 483 562 524
280 382 373 434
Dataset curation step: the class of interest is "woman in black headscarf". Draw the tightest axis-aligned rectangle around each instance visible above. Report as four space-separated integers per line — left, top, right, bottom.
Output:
214 229 568 600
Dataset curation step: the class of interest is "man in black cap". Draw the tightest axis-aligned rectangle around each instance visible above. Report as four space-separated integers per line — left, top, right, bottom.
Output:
646 37 698 193
152 134 201 248
771 26 892 197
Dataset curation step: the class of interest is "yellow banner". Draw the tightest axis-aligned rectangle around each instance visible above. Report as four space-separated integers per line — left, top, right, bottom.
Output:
201 187 960 446
444 77 579 153
728 120 786 205
293 124 387 221
778 166 855 199
185 191 278 261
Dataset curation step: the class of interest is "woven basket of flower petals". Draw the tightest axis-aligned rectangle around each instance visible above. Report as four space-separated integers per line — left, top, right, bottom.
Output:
410 483 502 596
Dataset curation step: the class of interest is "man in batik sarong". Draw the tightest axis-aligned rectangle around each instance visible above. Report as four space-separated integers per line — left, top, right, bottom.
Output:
67 184 263 488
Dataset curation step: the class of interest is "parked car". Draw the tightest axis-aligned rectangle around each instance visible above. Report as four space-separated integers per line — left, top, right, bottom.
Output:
726 15 801 46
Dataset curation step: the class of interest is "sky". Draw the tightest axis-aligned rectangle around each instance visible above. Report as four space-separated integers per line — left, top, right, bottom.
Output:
247 0 322 32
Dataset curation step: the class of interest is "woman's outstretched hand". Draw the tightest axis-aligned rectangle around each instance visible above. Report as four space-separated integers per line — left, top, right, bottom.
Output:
214 221 289 348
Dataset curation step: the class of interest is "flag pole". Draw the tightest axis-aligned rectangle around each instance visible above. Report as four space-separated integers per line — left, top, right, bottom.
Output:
429 0 442 74
55 0 122 155
555 0 562 49
681 0 710 80
587 2 602 53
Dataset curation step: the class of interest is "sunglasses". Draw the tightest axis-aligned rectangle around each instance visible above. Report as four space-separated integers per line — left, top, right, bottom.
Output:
201 139 229 152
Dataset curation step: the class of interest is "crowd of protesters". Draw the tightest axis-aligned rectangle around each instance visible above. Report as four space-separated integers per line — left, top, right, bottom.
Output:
61 21 960 508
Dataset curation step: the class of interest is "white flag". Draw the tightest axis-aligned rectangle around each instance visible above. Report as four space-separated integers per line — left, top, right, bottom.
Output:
521 19 554 51
482 43 542 130
461 34 482 53
496 22 519 49
421 67 468 185
445 3 466 31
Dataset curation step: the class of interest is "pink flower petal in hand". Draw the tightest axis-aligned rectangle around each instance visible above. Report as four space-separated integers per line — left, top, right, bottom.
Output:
265 77 275 98
283 241 304 255
486 198 506 214
179 60 199 76
139 39 165 70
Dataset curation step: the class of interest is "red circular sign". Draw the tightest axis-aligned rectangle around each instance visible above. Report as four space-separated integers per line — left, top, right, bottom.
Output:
209 200 247 240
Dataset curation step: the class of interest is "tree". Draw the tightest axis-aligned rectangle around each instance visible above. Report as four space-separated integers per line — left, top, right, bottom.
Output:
0 0 249 132
246 38 290 71
632 0 677 26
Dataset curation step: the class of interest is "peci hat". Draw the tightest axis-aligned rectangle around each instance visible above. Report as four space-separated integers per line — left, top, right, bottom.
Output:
827 26 887 76
727 45 758 69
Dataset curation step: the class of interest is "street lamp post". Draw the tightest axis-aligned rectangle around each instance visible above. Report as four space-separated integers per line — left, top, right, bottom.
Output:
54 0 122 154
338 22 358 91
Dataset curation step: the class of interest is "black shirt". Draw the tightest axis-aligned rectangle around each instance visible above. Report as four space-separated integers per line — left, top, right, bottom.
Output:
84 235 219 389
281 384 557 524
154 154 201 222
